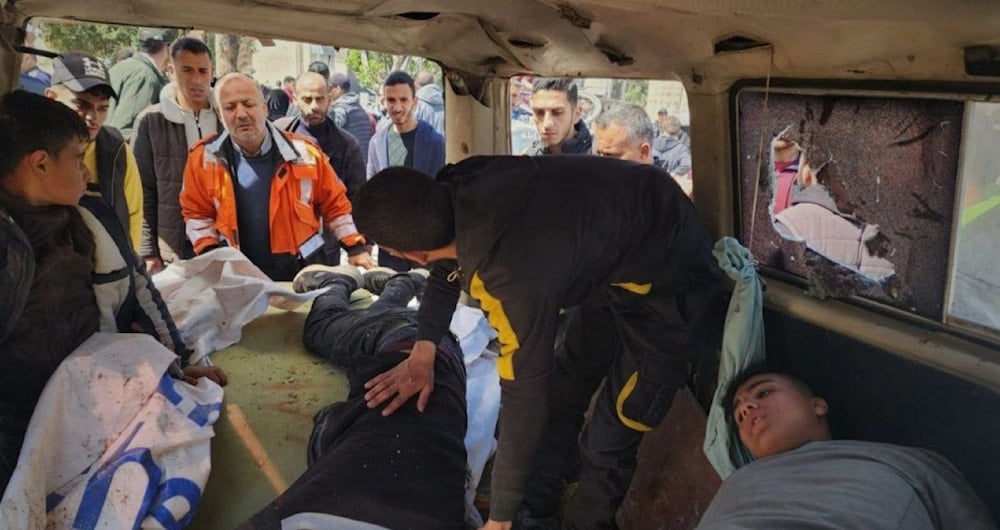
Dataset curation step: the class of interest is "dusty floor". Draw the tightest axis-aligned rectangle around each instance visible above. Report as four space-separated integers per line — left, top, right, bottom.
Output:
187 305 348 529
186 298 721 529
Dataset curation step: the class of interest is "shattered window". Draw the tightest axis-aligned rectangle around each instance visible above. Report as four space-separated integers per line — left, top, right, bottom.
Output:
736 89 962 320
947 102 1000 334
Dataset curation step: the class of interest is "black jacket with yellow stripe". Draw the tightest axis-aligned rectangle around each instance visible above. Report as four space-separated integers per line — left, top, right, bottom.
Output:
416 155 723 521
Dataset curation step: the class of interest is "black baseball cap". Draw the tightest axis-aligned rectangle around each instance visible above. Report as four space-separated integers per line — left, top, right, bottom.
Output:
51 52 117 99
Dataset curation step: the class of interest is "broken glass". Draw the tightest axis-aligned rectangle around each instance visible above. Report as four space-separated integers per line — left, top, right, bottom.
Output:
737 90 961 319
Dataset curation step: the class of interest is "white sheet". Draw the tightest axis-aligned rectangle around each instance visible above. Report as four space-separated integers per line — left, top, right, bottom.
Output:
0 333 224 529
153 248 325 364
450 305 500 528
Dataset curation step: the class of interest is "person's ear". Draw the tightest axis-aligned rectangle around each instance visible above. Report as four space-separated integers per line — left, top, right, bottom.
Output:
812 397 829 418
572 104 582 124
44 87 58 100
27 149 49 176
640 142 651 161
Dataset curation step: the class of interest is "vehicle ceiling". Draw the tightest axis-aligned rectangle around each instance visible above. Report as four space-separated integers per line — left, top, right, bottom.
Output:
4 0 1000 92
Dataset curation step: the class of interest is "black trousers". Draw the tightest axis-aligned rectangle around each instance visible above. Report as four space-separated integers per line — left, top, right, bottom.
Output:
238 276 468 530
523 287 725 530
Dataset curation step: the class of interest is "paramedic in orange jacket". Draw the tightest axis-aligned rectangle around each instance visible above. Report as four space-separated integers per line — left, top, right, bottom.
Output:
181 73 374 280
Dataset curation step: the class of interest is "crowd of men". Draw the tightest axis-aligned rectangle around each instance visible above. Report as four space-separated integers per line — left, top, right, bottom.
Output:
511 76 693 195
17 30 449 277
3 27 995 530
2 27 446 500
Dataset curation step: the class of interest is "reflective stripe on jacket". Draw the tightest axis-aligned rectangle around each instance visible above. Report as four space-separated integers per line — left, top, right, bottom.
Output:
180 124 364 256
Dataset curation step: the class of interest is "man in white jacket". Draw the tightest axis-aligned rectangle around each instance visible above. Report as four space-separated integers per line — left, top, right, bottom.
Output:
133 37 220 273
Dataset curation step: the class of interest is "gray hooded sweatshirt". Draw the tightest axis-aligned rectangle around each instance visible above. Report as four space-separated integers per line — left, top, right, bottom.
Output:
415 84 445 136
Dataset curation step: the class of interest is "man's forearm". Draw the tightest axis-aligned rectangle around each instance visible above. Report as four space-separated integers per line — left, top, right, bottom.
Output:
416 260 462 345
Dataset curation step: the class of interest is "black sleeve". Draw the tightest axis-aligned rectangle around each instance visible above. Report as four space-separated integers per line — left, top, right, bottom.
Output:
341 133 367 205
127 241 191 361
133 113 158 258
416 260 462 345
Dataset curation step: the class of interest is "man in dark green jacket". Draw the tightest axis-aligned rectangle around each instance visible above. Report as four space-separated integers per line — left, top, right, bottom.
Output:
107 28 171 141
354 156 727 530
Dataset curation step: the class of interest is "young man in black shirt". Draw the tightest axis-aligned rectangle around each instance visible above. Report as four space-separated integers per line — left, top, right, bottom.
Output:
354 156 728 529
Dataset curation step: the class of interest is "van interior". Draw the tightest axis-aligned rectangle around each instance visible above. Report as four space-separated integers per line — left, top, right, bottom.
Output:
1 1 998 527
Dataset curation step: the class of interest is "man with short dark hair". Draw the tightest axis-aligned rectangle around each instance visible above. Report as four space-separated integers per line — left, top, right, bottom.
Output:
696 365 996 529
0 91 222 495
133 37 220 273
266 86 290 121
276 72 365 202
108 27 172 140
329 72 376 162
353 155 727 529
365 70 445 271
46 51 143 249
180 73 374 281
275 72 367 266
307 61 331 80
521 77 592 155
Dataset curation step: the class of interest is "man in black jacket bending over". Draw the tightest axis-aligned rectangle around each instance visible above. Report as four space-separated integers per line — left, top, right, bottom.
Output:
353 156 728 530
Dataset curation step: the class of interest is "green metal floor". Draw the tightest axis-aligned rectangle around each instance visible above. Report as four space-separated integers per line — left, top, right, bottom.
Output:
187 302 349 529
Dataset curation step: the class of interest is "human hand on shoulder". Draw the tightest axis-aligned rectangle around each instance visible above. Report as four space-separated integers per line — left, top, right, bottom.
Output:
363 340 436 415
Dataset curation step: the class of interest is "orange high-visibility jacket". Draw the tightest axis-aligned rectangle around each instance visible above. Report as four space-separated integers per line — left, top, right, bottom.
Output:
180 127 364 256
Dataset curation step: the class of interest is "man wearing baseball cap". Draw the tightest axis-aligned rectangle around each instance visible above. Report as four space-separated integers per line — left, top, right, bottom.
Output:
107 28 172 141
46 52 142 249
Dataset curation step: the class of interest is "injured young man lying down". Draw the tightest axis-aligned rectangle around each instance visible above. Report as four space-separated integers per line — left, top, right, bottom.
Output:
696 364 997 530
237 265 468 530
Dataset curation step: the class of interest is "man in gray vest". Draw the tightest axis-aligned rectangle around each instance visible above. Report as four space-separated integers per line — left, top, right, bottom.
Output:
46 52 142 250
